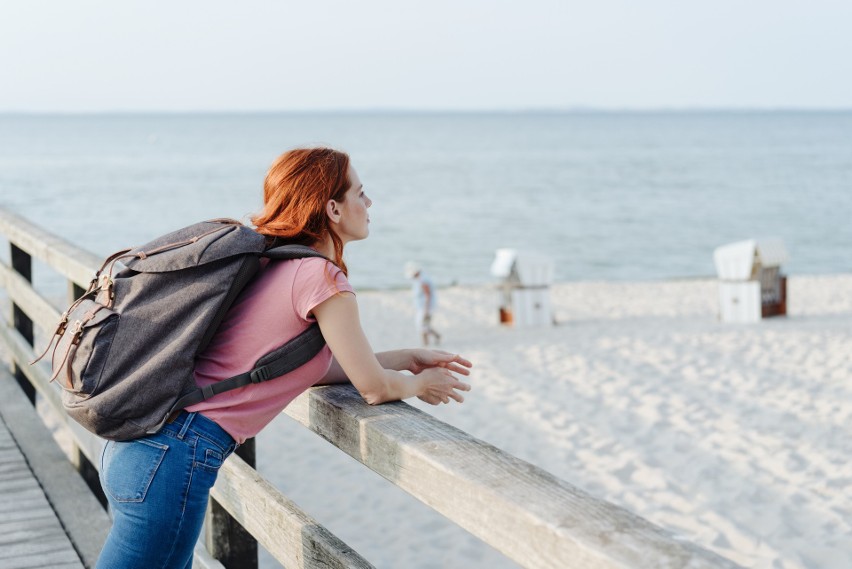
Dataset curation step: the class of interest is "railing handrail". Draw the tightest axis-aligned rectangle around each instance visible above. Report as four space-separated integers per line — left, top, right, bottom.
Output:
0 207 741 569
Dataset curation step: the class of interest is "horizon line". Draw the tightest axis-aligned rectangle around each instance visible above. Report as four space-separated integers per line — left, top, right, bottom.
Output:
1 105 852 116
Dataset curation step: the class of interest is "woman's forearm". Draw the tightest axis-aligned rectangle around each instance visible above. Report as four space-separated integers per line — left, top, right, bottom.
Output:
318 361 423 403
312 295 465 406
362 369 423 404
374 349 413 372
317 350 413 386
316 358 348 385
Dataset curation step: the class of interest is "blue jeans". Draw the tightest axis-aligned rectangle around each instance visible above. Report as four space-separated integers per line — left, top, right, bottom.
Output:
96 411 237 569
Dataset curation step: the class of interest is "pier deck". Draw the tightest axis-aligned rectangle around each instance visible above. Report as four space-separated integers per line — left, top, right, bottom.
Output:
0 365 109 569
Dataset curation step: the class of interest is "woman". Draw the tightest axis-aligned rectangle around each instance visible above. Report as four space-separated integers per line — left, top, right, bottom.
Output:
96 147 472 568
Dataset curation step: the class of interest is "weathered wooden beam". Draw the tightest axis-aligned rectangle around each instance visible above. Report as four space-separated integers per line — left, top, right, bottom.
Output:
0 259 63 333
284 385 741 569
210 454 374 569
0 208 101 288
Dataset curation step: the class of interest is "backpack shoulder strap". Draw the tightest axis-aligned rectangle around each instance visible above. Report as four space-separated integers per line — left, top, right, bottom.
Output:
263 244 328 261
169 322 326 413
162 243 331 425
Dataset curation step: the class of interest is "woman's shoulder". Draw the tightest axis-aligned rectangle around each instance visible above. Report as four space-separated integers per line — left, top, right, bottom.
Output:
290 258 354 319
292 257 352 291
294 256 345 277
257 256 342 287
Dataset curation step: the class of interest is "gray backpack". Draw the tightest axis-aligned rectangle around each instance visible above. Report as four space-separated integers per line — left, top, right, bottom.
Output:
32 219 328 441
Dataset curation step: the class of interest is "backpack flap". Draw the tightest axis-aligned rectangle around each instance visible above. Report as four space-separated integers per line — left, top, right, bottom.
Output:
124 220 267 273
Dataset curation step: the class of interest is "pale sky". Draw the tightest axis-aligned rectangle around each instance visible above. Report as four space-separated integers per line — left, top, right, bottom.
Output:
1 0 851 112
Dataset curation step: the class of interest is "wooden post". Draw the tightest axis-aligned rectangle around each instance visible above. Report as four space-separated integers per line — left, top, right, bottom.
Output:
206 438 258 568
11 243 36 404
76 451 108 509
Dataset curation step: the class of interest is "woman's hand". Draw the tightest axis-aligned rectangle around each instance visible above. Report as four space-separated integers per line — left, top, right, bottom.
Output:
415 367 471 405
408 349 473 377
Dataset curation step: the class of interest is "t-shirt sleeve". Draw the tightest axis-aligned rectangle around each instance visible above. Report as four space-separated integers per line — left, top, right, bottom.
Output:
291 258 355 321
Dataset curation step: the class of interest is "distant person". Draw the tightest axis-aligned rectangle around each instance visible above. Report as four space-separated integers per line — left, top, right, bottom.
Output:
96 147 472 569
405 261 442 346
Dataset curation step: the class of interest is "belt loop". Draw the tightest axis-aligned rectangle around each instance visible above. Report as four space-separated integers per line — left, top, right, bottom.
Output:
177 412 196 440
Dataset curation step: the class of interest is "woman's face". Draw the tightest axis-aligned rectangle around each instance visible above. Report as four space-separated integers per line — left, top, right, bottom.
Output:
332 165 372 244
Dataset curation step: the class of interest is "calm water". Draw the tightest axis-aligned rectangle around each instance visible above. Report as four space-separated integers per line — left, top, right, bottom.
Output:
1 111 850 289
2 112 850 569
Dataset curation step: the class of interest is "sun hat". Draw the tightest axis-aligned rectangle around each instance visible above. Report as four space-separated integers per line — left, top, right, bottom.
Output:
403 261 421 279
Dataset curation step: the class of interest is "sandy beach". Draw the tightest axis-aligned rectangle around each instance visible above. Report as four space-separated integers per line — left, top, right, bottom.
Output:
257 273 852 569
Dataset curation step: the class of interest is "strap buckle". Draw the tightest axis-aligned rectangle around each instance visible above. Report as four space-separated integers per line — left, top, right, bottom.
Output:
249 367 269 383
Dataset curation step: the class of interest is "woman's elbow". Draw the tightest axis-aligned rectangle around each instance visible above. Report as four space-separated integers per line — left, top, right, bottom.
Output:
348 369 393 405
358 385 388 405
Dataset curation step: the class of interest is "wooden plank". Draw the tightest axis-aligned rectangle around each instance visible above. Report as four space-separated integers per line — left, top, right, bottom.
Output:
211 454 373 569
0 208 101 289
0 414 83 569
0 260 63 335
0 515 62 534
284 385 742 569
0 367 109 568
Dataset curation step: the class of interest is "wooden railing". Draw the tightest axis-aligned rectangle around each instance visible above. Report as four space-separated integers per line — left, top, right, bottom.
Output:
0 207 741 569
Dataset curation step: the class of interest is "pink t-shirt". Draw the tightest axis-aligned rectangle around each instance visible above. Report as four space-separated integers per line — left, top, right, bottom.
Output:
186 257 353 443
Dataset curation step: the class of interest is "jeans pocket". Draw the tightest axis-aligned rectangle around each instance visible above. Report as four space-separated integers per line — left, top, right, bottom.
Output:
194 438 227 472
102 439 169 503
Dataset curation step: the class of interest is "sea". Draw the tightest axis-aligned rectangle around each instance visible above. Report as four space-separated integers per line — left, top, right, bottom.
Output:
2 112 851 568
1 111 850 290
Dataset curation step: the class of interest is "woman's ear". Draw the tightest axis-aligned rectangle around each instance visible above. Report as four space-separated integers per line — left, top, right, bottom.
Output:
326 199 341 223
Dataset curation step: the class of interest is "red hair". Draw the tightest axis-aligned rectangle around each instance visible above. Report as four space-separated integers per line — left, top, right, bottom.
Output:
252 147 351 275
